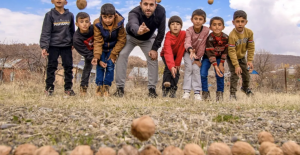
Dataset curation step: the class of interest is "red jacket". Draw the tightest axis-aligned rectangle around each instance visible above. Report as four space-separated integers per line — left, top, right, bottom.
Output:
160 30 186 71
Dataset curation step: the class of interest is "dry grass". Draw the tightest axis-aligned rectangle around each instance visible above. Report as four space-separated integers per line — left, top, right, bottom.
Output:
0 81 300 154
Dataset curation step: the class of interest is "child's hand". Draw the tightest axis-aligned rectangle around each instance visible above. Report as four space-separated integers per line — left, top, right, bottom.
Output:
91 58 98 65
171 67 177 78
247 61 254 73
214 66 224 77
192 60 202 68
189 49 198 60
42 49 49 59
219 63 225 73
108 56 116 64
100 61 107 68
235 66 242 75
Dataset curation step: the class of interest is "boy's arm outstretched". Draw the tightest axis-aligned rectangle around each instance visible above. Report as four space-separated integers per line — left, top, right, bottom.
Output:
109 24 127 62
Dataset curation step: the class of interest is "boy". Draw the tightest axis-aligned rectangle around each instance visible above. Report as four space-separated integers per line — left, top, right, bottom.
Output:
91 3 126 97
40 0 75 96
201 16 228 101
183 9 210 100
160 15 186 98
228 10 255 100
73 12 94 96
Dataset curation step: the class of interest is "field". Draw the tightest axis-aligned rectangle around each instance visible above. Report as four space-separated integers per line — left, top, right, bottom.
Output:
0 81 300 154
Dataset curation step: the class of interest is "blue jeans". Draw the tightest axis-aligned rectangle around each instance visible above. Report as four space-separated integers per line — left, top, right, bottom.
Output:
96 50 115 86
200 57 224 92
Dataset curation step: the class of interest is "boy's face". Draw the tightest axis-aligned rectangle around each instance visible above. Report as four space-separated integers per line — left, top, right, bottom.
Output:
169 22 182 36
191 15 206 29
210 20 225 36
51 0 67 8
76 17 91 33
140 0 157 18
232 17 247 32
101 14 115 26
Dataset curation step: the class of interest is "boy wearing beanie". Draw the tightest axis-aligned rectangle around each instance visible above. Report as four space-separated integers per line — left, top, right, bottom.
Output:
228 10 255 100
160 15 186 98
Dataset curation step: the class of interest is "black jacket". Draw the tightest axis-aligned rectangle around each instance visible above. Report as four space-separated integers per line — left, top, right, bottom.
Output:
40 8 75 50
126 4 166 51
73 25 94 61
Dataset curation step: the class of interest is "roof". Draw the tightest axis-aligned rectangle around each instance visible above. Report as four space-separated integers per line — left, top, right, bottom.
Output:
0 58 29 69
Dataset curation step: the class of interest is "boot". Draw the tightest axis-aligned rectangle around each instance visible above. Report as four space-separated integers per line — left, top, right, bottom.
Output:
96 85 103 96
148 88 158 98
113 87 124 97
80 86 88 96
216 91 223 102
169 87 177 98
230 92 237 100
162 88 169 97
241 87 254 96
202 91 210 101
103 85 110 97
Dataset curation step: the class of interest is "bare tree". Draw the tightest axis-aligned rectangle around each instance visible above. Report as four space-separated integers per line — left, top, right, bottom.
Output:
253 49 274 87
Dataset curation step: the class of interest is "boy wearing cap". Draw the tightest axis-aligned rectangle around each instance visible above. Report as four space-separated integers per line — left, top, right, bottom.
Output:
160 15 186 98
228 10 255 100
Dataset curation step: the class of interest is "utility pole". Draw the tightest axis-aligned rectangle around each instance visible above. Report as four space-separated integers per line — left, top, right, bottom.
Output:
284 67 287 93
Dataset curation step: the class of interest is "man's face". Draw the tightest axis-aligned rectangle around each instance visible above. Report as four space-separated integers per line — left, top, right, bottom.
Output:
140 0 157 18
76 17 91 33
101 14 115 26
169 22 182 36
191 15 206 29
210 19 225 36
232 17 247 32
51 0 67 8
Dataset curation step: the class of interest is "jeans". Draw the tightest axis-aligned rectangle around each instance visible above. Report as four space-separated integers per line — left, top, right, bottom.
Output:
200 57 224 92
95 50 115 86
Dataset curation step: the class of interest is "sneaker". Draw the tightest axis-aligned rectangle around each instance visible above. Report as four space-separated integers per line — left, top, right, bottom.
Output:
230 92 237 100
80 86 88 96
103 85 110 97
216 91 223 102
194 94 202 100
113 87 124 97
241 87 254 96
45 90 54 96
162 89 169 98
148 88 158 98
96 85 103 96
169 88 177 98
182 92 190 99
163 82 171 88
65 89 76 96
202 91 210 101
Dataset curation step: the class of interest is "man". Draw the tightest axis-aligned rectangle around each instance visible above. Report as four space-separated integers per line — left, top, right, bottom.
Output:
114 0 166 98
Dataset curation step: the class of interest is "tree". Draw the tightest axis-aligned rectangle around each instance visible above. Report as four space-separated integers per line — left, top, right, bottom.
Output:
253 49 274 87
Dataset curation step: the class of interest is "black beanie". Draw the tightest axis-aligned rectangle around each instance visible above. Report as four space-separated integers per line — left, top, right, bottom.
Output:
168 15 183 28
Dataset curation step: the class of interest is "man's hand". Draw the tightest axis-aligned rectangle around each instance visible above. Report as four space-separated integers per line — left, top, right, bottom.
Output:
235 66 242 75
42 49 49 59
148 50 158 60
247 61 254 73
137 22 150 35
171 67 177 78
219 63 225 73
192 60 202 68
214 66 224 77
91 58 98 65
100 61 107 68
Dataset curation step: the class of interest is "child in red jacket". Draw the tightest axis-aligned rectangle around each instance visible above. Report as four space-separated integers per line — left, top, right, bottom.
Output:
160 16 186 98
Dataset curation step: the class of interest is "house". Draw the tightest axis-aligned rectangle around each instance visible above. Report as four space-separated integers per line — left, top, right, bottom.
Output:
0 58 31 82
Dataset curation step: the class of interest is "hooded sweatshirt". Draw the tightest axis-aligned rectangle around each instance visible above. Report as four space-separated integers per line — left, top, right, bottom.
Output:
73 25 94 61
184 26 210 59
160 31 186 71
40 8 75 51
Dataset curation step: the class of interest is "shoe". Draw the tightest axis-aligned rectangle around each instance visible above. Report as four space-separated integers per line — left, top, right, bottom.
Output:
194 94 202 100
241 87 254 96
202 91 210 101
96 85 103 96
45 90 54 96
65 89 76 96
148 88 158 98
216 91 223 102
113 87 124 97
162 89 169 97
230 92 237 100
80 86 88 96
103 85 110 97
182 92 190 99
163 82 171 88
169 88 177 98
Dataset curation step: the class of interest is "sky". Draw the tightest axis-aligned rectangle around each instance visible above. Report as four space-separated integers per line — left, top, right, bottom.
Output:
1 0 300 59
